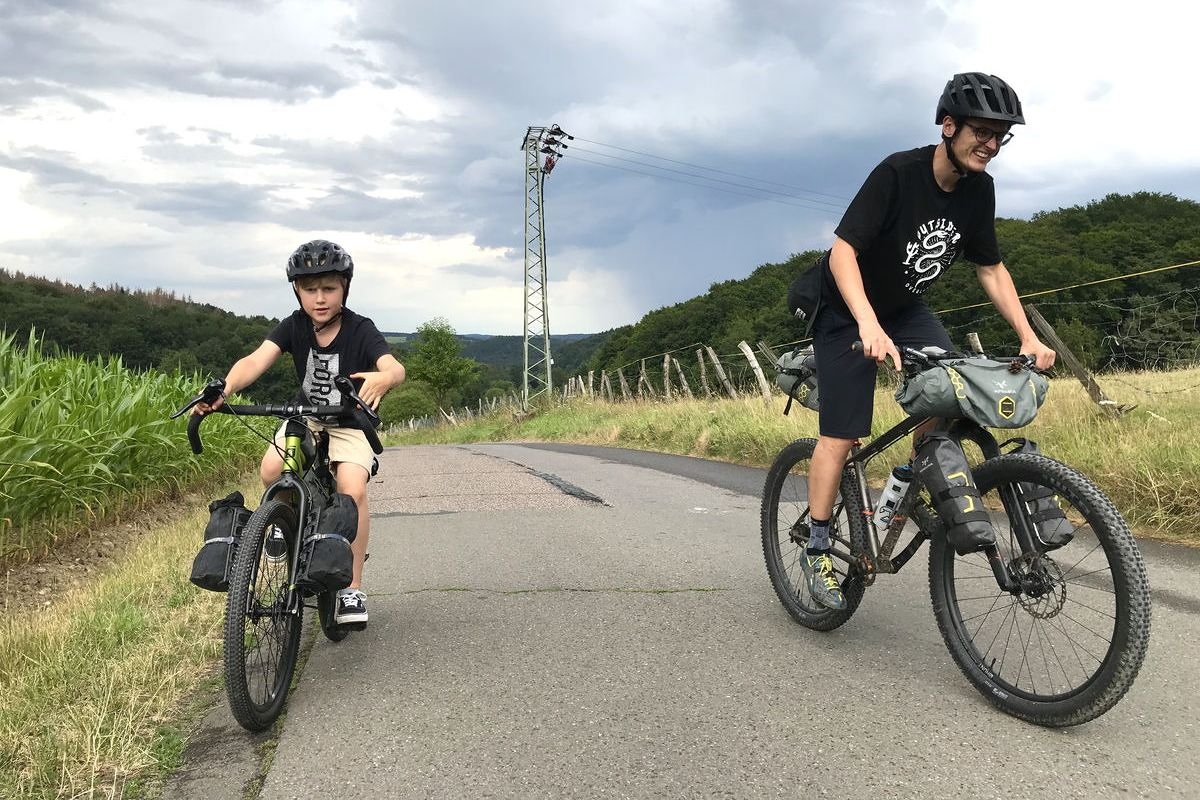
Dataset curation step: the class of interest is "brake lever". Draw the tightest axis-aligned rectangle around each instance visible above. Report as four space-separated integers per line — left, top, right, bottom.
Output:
334 375 381 426
170 378 227 419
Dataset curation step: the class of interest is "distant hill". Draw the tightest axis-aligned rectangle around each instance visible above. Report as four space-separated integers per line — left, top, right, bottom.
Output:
586 191 1200 376
383 331 608 377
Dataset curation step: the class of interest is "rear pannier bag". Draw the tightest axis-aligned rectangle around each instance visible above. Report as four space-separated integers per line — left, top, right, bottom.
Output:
774 346 820 413
1002 437 1073 550
297 493 358 593
914 432 996 555
895 357 1049 428
190 491 252 592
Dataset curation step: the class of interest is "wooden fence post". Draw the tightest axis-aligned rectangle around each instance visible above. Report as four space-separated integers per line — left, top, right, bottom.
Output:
757 340 781 366
601 371 613 402
672 357 693 399
662 353 673 399
638 359 650 399
738 340 773 402
617 368 631 401
696 348 713 397
1026 304 1128 417
705 346 739 399
587 370 594 398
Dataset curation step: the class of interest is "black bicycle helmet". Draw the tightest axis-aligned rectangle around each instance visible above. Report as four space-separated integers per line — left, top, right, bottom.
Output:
936 72 1024 126
286 239 354 282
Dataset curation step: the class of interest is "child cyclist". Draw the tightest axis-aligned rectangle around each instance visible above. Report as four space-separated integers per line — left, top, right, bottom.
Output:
193 239 405 626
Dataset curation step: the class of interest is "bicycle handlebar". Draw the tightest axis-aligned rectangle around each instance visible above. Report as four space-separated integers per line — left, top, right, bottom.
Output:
849 341 1039 375
171 376 384 456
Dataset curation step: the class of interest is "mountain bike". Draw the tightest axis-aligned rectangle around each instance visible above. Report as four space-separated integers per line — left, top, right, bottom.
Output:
172 376 383 732
761 345 1151 727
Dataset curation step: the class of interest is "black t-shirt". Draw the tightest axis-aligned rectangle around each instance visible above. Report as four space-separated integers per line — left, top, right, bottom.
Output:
824 144 1001 318
266 308 390 404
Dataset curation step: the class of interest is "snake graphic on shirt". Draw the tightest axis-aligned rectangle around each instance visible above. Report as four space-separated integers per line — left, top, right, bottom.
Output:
902 218 962 294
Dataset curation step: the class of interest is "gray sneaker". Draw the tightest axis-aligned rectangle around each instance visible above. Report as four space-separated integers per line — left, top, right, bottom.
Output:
800 551 846 610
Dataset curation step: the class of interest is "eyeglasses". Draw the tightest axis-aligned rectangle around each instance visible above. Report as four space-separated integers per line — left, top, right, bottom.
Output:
962 121 1014 146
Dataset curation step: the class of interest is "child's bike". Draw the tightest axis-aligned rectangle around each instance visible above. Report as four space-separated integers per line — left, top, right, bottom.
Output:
761 345 1151 727
172 376 383 731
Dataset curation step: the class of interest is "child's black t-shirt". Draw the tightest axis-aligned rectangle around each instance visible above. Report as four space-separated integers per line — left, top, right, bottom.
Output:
824 144 1001 318
266 309 390 404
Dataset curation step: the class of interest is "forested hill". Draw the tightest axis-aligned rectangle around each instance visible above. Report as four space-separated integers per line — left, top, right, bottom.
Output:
0 271 609 399
587 192 1200 373
0 272 302 401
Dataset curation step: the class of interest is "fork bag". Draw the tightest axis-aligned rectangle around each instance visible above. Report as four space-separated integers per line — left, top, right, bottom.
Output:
297 493 358 593
190 491 252 592
914 433 996 555
1002 437 1073 550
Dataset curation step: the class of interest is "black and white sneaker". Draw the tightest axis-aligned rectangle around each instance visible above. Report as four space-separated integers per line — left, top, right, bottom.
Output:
334 589 368 626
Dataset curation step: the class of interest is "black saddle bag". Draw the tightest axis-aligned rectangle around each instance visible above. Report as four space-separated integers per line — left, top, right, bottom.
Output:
190 491 252 592
914 432 996 555
297 493 358 594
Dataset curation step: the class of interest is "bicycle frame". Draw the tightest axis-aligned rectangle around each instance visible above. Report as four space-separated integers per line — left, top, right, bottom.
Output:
839 413 1027 594
260 419 335 596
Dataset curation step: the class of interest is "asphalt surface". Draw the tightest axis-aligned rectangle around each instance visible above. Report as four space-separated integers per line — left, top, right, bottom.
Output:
164 443 1199 800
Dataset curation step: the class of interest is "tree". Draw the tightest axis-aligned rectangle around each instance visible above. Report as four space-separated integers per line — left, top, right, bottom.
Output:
406 318 478 408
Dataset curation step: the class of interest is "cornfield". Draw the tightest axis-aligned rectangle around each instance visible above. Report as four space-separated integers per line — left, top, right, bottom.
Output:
0 330 262 560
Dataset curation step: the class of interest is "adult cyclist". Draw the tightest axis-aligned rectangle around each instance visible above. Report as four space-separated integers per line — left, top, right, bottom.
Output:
798 73 1057 609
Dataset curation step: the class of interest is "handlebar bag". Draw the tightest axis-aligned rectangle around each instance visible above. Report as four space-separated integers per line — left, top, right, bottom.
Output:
913 432 996 555
1001 438 1074 550
896 357 1049 428
190 491 252 592
297 493 358 593
774 346 820 412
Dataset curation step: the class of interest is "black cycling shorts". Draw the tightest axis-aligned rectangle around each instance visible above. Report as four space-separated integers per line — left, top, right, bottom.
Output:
813 302 953 440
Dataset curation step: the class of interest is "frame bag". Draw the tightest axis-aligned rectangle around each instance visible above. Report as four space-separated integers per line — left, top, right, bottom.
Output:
774 346 820 413
297 492 358 593
896 357 1049 428
1002 437 1073 550
190 491 252 592
914 432 996 555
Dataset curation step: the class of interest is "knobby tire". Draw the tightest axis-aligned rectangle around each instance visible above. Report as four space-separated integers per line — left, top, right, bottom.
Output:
223 499 304 732
761 438 869 631
928 453 1151 727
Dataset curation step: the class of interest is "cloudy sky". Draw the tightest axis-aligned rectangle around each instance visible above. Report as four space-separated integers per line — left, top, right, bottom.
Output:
1 0 1195 335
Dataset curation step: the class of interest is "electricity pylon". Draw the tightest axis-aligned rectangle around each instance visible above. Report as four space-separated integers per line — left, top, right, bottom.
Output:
521 124 570 409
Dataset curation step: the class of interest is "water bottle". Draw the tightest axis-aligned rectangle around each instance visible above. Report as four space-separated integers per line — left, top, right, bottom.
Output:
874 463 914 531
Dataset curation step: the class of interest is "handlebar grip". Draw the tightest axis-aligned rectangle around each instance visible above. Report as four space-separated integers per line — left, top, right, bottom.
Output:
187 413 204 454
355 409 384 454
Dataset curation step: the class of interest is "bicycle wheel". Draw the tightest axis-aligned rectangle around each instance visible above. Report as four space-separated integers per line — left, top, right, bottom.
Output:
224 499 304 732
761 438 869 631
317 590 349 642
928 453 1151 727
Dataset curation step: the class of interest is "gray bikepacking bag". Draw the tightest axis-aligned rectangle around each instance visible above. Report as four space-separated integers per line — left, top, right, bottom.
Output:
913 432 996 555
190 491 252 592
896 356 1049 428
297 492 358 594
774 346 820 413
1002 437 1073 550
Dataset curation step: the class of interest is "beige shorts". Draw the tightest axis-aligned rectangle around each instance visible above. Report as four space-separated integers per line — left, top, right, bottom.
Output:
272 419 375 477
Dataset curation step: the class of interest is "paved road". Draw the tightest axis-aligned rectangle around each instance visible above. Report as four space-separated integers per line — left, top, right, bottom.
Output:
167 443 1199 799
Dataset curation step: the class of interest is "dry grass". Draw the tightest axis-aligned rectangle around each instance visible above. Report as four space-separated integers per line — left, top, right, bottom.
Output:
0 475 259 800
386 367 1200 544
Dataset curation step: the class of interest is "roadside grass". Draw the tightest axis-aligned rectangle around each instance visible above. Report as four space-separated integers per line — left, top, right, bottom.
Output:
385 367 1200 545
0 475 259 800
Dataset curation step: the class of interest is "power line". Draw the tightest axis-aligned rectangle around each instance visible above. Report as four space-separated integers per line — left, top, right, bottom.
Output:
568 145 846 210
572 136 850 203
566 153 842 214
